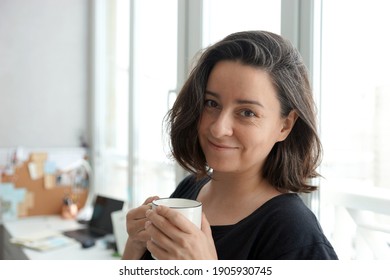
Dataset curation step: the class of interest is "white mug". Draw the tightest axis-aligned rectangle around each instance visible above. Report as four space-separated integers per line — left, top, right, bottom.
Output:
150 198 202 259
152 198 202 228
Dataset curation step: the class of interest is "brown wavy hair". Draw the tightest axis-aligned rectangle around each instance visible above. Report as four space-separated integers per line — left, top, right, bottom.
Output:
165 30 322 193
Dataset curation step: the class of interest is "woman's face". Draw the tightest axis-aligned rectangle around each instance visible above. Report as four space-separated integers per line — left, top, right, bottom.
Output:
198 60 294 176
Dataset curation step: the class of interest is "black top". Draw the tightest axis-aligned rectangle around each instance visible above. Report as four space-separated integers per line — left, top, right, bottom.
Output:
141 175 338 260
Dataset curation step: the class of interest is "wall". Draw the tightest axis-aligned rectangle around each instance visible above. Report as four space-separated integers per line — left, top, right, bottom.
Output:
0 0 90 148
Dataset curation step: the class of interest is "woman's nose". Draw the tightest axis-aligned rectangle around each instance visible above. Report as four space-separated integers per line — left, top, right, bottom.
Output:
209 111 233 138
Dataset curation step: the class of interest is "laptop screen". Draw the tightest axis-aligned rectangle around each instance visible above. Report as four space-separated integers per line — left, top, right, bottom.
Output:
89 195 124 235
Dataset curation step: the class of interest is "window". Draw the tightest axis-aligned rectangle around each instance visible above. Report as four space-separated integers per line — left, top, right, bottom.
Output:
321 0 390 189
92 0 130 201
129 0 178 207
203 0 281 46
319 0 390 259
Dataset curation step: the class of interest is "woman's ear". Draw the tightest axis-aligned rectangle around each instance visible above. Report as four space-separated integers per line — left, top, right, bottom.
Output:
277 110 298 142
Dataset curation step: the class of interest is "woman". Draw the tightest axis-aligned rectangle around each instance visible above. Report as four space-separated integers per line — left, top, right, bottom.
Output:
122 30 338 260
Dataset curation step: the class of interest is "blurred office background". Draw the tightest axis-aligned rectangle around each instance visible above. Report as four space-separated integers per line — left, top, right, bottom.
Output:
1 0 389 259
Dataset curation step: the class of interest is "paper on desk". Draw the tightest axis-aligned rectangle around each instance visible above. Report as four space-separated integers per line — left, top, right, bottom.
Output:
10 229 77 251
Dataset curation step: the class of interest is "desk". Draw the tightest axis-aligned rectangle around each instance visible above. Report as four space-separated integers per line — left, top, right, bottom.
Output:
2 216 120 260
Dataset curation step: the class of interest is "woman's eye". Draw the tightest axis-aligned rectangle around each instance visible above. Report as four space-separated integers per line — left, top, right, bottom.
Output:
240 110 256 117
205 99 218 108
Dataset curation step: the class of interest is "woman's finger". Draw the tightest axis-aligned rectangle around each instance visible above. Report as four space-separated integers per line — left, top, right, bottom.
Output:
153 205 198 234
143 196 159 205
145 220 181 259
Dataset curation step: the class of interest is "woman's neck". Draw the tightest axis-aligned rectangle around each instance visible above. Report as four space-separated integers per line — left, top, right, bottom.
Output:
197 171 281 225
208 171 270 197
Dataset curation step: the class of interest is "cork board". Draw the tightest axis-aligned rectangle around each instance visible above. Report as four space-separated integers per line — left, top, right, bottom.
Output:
2 161 87 217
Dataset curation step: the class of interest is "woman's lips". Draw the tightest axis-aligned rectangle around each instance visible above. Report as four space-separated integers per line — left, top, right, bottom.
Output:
208 140 237 150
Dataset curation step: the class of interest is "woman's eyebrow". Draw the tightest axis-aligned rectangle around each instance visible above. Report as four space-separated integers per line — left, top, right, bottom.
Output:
236 99 264 108
205 90 264 108
205 90 219 98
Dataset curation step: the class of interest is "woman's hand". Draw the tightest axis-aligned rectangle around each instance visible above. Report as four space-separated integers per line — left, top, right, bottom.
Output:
145 205 218 260
121 196 159 259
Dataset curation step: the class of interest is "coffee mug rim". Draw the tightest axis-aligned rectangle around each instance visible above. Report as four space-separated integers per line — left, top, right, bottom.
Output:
152 198 202 209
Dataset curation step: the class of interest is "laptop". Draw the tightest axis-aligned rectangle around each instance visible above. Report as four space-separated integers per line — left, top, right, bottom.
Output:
63 195 124 243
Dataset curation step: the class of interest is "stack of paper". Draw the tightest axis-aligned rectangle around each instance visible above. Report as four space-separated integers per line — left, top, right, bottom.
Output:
10 230 77 251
